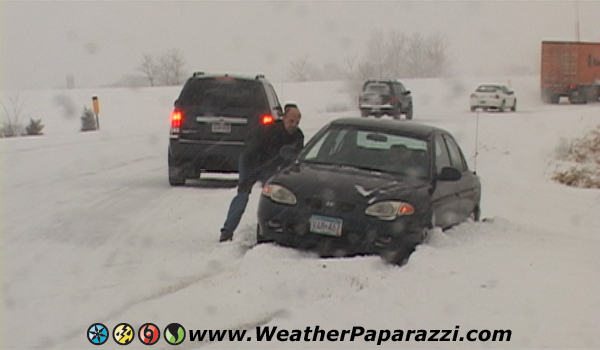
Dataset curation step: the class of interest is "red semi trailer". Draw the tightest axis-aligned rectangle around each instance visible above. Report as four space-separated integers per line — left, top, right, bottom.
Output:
541 40 600 104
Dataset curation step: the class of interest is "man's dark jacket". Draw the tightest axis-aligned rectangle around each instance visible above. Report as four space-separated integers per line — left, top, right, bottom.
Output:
242 120 304 175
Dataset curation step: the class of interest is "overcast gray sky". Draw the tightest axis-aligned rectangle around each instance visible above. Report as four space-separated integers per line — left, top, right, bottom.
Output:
2 0 600 89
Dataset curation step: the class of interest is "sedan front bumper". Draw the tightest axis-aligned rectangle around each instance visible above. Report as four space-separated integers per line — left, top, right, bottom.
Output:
257 197 425 258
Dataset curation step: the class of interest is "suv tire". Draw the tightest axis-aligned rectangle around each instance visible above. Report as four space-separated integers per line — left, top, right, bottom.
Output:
168 152 186 186
168 167 186 186
405 105 413 120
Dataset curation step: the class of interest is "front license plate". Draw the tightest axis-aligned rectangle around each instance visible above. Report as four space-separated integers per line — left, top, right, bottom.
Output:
211 122 231 133
309 215 343 236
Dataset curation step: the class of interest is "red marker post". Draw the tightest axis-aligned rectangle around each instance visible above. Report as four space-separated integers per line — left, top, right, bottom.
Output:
92 95 100 130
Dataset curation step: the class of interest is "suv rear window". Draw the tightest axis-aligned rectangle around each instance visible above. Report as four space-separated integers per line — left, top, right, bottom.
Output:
178 78 267 111
364 83 390 94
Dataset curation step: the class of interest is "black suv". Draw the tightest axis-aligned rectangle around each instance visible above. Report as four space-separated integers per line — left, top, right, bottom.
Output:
168 72 283 186
358 79 413 120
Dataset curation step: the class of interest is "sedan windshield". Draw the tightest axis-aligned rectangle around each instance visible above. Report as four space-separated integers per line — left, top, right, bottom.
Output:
300 127 430 179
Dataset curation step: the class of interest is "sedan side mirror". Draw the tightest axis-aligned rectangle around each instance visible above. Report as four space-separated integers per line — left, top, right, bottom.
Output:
437 167 462 181
404 90 411 95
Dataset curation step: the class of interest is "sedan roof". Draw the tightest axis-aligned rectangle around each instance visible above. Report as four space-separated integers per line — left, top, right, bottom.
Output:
329 117 447 138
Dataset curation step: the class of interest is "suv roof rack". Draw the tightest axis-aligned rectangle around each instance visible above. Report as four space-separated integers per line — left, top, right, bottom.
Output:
255 73 265 80
192 71 205 77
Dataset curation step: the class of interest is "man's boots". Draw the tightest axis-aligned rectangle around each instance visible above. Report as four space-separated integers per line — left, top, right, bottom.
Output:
219 230 233 242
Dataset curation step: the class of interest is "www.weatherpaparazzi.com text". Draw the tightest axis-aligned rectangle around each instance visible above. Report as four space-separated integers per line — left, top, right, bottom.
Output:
187 325 512 345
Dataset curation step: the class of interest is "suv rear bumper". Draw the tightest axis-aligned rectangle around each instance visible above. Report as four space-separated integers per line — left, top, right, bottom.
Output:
360 104 394 113
169 139 244 173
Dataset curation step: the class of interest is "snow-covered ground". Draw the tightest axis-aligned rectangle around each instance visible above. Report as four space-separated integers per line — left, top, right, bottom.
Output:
1 76 599 349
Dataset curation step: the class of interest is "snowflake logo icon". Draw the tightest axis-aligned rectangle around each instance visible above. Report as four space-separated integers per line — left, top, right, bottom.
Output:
87 323 109 345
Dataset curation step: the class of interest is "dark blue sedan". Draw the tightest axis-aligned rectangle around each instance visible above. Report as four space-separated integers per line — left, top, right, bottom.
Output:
257 118 481 264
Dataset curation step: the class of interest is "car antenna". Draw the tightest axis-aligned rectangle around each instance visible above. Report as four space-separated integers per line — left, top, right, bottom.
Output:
473 109 480 174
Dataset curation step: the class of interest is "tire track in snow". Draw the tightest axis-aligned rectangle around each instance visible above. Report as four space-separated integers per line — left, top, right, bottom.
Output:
52 240 256 349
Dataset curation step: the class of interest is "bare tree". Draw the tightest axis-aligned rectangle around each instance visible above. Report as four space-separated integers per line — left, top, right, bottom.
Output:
137 54 157 86
365 30 388 77
355 30 452 80
405 33 427 78
344 54 359 80
357 61 376 81
137 49 186 87
385 30 408 77
158 48 186 86
425 32 451 77
1 93 29 138
287 55 317 82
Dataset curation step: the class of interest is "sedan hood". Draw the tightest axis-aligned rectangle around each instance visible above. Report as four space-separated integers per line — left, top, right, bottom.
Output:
272 162 430 203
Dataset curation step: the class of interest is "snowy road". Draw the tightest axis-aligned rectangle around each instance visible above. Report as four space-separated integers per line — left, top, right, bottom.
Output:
2 77 599 349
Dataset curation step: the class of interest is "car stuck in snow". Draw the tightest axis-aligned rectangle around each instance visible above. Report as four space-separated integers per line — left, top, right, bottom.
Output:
257 117 481 264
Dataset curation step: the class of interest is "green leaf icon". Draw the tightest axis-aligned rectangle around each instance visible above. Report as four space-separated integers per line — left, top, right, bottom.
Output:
164 323 185 345
166 329 176 343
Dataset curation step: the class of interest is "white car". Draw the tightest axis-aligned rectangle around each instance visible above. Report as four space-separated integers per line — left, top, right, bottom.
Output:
470 84 517 112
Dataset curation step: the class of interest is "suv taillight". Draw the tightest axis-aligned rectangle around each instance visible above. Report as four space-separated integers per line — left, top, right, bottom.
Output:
170 110 183 134
261 114 274 125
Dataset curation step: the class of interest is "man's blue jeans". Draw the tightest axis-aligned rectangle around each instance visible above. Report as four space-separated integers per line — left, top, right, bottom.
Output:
221 156 273 237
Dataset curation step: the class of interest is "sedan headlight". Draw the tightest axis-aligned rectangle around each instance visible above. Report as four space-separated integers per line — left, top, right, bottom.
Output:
261 184 297 205
365 201 415 221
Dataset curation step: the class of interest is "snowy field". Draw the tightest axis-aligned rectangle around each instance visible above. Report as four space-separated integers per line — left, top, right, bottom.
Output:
1 76 599 349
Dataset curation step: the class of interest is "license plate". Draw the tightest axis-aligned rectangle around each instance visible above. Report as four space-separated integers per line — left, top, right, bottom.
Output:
211 122 231 133
309 215 343 236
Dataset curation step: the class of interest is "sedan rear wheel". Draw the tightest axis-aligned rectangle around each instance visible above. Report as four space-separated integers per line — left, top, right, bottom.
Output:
498 100 506 112
511 99 517 112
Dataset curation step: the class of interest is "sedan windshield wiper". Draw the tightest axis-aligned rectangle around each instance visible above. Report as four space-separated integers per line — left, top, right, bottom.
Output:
301 160 337 166
302 160 385 174
339 164 384 174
